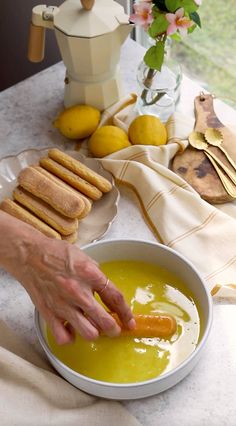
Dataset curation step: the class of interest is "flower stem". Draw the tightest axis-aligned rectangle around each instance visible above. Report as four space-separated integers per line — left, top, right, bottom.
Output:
140 67 166 106
140 34 168 107
140 68 156 100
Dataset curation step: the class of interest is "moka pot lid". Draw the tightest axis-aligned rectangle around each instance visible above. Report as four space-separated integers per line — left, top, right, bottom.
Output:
54 0 129 38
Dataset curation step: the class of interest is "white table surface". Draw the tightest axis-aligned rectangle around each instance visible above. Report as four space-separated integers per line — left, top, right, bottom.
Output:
0 38 236 426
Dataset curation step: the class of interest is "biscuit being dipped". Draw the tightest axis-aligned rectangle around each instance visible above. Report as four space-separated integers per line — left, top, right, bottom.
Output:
0 199 61 239
48 148 112 193
18 167 85 218
110 313 177 338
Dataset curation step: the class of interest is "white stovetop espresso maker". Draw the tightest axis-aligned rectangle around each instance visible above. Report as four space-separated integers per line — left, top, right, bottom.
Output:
28 0 133 110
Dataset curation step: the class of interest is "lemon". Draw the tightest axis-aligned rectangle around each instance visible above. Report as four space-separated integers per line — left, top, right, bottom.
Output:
88 125 131 158
53 105 101 140
128 115 167 146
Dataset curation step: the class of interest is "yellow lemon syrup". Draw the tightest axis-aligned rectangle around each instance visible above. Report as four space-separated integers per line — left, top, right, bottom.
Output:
47 260 201 383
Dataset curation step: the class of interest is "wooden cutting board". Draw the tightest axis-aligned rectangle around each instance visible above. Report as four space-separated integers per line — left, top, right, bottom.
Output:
172 94 236 204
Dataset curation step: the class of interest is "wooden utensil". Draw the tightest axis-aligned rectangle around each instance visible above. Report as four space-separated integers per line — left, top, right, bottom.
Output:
172 94 236 204
205 128 236 171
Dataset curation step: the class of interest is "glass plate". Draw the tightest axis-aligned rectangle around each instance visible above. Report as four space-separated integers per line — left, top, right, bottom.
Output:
0 148 119 247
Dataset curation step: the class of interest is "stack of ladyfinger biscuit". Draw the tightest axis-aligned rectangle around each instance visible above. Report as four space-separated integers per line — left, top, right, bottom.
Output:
0 149 112 244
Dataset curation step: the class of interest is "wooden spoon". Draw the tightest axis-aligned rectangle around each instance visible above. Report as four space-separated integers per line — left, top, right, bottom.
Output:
205 128 236 171
188 131 236 186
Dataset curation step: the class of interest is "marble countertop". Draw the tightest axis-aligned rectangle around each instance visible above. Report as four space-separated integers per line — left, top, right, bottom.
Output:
0 38 236 426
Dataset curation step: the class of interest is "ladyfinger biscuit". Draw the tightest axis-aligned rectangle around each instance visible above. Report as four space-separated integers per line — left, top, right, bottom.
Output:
0 199 61 239
39 157 103 201
48 148 112 193
61 231 78 244
18 167 85 219
13 187 78 236
110 313 177 338
34 166 92 219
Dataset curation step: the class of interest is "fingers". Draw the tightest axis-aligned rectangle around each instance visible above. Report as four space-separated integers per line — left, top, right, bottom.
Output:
82 265 136 331
56 291 121 338
66 309 100 341
47 315 74 345
40 285 133 344
96 279 136 330
26 285 76 345
45 307 100 343
28 242 135 342
83 300 121 337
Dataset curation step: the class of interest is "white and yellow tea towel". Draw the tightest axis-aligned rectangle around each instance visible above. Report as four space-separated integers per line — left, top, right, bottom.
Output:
0 320 140 425
98 94 236 300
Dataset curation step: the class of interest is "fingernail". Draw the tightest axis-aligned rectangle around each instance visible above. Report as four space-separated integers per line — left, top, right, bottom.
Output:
127 318 136 330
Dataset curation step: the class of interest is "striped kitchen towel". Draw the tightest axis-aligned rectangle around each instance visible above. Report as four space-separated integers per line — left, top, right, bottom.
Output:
99 94 236 300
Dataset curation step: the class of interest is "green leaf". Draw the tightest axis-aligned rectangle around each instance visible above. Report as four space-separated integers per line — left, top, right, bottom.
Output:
188 23 197 33
189 11 201 27
180 0 198 13
144 41 165 71
152 7 163 19
165 0 180 12
170 33 182 41
152 6 162 18
148 14 169 38
165 0 198 13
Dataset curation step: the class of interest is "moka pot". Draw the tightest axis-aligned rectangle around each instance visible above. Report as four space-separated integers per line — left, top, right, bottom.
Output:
28 0 133 110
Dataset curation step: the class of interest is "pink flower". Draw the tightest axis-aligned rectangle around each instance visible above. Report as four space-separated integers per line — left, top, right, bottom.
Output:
194 0 202 5
166 8 194 36
129 2 153 31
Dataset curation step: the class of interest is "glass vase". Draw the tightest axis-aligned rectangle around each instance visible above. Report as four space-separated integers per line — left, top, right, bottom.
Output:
136 51 182 123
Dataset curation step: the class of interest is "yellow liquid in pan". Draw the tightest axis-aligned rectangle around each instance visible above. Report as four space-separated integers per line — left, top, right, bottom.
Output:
47 260 201 383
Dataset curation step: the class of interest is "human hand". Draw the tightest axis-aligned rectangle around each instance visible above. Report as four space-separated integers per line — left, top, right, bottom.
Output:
25 237 136 344
0 213 135 345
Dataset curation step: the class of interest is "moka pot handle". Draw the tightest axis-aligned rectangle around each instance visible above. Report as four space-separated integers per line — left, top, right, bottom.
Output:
28 22 46 63
27 5 59 63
